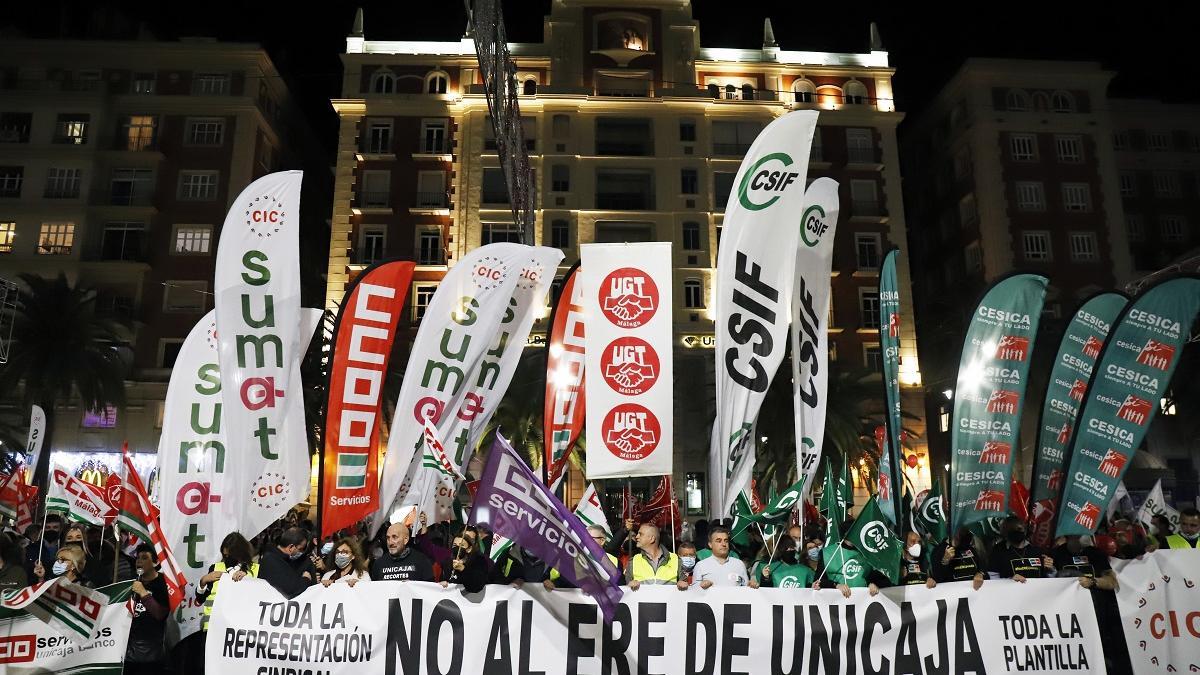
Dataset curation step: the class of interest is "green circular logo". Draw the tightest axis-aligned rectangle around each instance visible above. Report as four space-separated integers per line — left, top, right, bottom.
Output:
801 204 828 248
737 152 795 211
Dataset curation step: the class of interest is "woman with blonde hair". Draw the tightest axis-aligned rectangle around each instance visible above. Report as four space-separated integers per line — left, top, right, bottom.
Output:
53 545 91 587
321 537 370 586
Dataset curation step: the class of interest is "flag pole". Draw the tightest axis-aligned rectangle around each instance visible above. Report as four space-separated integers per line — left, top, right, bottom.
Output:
668 479 676 555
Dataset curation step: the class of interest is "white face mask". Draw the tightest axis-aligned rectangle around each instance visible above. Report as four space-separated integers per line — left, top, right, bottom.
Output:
907 543 922 558
52 561 70 577
680 556 696 569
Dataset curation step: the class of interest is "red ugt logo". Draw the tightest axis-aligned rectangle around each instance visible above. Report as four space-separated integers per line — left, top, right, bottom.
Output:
975 490 1005 512
1116 395 1152 426
995 335 1030 361
599 268 659 328
1082 336 1103 359
600 336 660 396
1075 502 1101 530
979 440 1011 464
1136 339 1175 372
1098 449 1128 478
1068 379 1088 402
987 389 1020 415
602 403 661 460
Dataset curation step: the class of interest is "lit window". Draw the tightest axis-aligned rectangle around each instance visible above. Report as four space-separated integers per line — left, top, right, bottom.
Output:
683 279 704 309
1069 232 1098 261
1022 231 1052 261
123 115 156 150
0 221 14 253
37 223 74 255
53 114 89 145
173 225 213 255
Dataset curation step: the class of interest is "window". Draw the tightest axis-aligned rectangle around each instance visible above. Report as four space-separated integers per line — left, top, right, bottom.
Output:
850 179 879 214
846 128 874 163
425 71 448 94
844 80 868 105
679 119 696 142
1009 134 1037 161
855 233 882 270
680 168 698 195
45 168 81 198
858 287 880 328
552 114 570 139
37 222 74 255
1126 215 1145 242
53 114 89 145
1119 172 1137 197
595 221 653 243
522 79 536 96
685 472 706 515
711 121 761 155
370 70 395 94
1050 90 1075 113
179 171 218 201
110 168 152 205
724 84 737 100
163 281 207 312
0 222 14 253
0 112 32 143
193 73 229 95
173 225 212 255
100 222 146 261
416 171 446 207
1005 89 1029 111
811 127 824 162
1014 181 1045 211
365 120 392 154
682 221 701 251
714 172 735 208
349 228 381 267
483 223 522 244
1062 183 1092 212
0 166 23 197
792 79 816 104
864 344 883 371
958 193 978 225
1153 171 1180 198
683 279 704 308
360 170 390 208
122 115 156 150
551 219 570 249
1160 216 1186 242
551 165 570 192
596 169 653 210
595 117 653 156
1147 131 1170 151
1022 231 1052 261
420 120 447 154
965 241 982 272
1055 135 1082 162
1112 131 1129 151
159 341 183 368
418 229 444 265
132 73 156 94
482 168 509 204
413 283 437 321
1069 232 1098 261
186 118 224 145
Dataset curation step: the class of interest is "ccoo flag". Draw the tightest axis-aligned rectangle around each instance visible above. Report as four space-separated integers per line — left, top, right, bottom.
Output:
1027 292 1127 547
709 110 820 518
1056 276 1200 536
543 263 585 493
949 273 1047 532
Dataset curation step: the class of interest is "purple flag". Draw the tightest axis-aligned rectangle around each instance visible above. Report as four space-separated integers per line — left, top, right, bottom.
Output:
470 434 623 622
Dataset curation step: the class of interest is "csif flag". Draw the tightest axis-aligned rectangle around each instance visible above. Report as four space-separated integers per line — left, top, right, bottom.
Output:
710 110 820 518
845 496 903 584
116 448 189 611
543 262 585 493
876 249 904 527
731 477 805 540
949 273 1047 532
1056 276 1200 536
1028 292 1127 547
320 260 415 538
915 479 949 543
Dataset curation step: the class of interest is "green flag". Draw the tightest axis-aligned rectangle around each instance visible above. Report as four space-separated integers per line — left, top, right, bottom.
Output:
731 478 804 539
730 491 756 548
838 458 853 517
915 480 949 543
845 496 902 584
819 459 843 530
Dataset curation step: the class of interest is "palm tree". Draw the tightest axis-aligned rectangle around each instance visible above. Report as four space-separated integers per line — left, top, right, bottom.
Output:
477 349 547 470
0 273 129 486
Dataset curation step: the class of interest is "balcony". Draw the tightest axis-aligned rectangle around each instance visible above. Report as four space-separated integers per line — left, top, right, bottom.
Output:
357 191 391 209
109 191 155 207
0 126 30 143
482 190 509 205
44 187 80 199
595 193 655 210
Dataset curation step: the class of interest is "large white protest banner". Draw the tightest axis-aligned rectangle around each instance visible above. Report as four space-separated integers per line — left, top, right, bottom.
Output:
206 577 1106 674
1113 549 1200 673
0 593 131 674
581 242 673 479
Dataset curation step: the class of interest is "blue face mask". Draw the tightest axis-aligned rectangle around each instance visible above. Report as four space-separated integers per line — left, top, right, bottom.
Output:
680 556 696 569
321 542 334 556
807 547 821 561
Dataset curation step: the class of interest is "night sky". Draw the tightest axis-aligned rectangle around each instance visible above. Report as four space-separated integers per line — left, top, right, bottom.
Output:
4 1 1196 157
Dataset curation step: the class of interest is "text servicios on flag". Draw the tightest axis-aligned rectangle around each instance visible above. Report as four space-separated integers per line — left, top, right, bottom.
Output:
710 110 819 517
949 274 1047 531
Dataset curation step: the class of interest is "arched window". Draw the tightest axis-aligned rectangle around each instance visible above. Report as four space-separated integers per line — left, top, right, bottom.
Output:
844 80 868 105
371 70 395 94
523 78 537 96
425 71 448 94
741 84 755 101
707 83 720 98
792 79 816 104
1005 89 1029 111
682 222 701 251
724 84 737 100
1051 90 1075 113
683 279 704 308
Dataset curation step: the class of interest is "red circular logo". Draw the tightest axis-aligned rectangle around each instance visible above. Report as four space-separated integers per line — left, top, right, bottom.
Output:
598 267 658 328
599 336 660 395
601 403 661 461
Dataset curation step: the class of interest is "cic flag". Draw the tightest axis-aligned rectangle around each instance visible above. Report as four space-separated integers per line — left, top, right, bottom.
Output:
1027 292 1127 547
1056 276 1200 536
949 273 1047 532
876 248 903 526
709 110 820 518
543 262 585 493
320 260 415 538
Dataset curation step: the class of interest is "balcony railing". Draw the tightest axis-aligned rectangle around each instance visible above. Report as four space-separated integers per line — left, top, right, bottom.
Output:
109 191 154 207
420 140 447 154
595 193 654 210
0 126 30 143
713 142 752 156
358 191 391 208
414 191 448 208
0 185 20 198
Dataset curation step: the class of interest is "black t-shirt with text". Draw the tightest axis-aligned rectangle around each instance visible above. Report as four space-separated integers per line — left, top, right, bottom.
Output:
932 542 984 582
989 542 1052 579
899 557 929 585
370 547 434 582
1050 544 1111 578
129 574 169 643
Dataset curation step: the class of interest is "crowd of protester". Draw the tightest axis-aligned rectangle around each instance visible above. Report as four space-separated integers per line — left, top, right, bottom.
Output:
1 503 1196 674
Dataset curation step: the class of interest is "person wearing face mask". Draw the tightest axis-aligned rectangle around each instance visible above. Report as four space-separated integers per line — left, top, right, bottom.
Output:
676 541 698 586
256 527 314 599
51 546 90 586
897 531 936 588
196 532 258 631
989 516 1055 581
932 528 985 589
441 527 488 593
321 537 370 587
125 545 169 674
26 514 63 580
1164 508 1200 549
756 538 815 589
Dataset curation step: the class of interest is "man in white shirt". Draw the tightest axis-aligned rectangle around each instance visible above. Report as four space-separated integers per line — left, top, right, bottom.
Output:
691 526 754 588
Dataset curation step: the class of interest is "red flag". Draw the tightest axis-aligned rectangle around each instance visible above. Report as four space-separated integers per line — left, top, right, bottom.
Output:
1010 478 1030 523
639 476 681 537
117 445 188 611
748 479 765 514
621 484 640 521
543 263 585 492
0 470 22 520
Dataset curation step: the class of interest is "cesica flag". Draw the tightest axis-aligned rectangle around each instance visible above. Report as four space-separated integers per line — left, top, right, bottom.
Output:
214 170 313 539
1028 292 1127 547
374 243 562 529
581 242 673 479
710 110 819 517
949 273 1047 531
543 263 585 493
1056 276 1200 536
320 260 416 538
